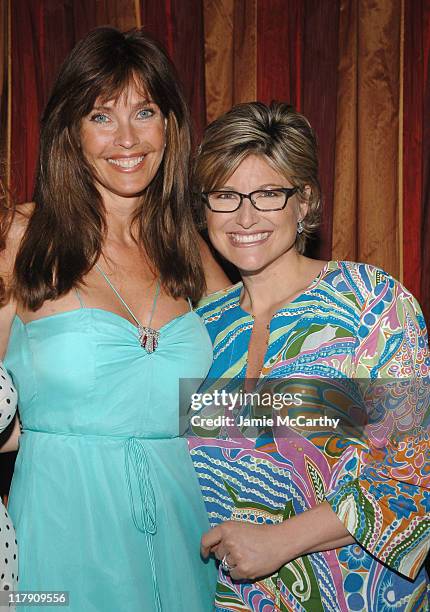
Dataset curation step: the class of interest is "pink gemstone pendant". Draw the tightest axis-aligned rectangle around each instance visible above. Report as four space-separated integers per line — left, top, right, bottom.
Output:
138 325 160 353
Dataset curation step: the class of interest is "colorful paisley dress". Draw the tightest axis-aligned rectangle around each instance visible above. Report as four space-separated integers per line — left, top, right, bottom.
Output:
189 261 430 611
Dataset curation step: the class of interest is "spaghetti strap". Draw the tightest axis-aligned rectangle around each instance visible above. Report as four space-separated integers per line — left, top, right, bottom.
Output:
187 298 193 311
94 264 160 329
75 288 85 308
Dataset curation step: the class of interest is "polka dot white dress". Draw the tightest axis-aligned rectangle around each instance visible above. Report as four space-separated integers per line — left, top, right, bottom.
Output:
0 362 18 594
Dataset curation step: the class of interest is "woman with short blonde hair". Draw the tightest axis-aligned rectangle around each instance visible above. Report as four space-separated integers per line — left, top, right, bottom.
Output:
190 101 430 611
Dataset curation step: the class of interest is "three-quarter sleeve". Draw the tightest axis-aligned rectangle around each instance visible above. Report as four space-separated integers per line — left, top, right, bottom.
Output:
0 361 17 434
326 272 430 579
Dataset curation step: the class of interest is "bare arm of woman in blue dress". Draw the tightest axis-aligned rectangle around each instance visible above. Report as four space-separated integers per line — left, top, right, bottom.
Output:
0 361 18 436
0 207 28 452
199 235 231 293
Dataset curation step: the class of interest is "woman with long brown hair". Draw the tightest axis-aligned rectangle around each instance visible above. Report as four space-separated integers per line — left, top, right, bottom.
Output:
0 27 226 611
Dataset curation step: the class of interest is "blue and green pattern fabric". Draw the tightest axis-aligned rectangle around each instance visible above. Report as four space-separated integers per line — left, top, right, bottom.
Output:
190 261 430 611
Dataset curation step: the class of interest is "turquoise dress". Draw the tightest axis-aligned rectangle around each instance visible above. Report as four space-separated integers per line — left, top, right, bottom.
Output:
4 306 217 611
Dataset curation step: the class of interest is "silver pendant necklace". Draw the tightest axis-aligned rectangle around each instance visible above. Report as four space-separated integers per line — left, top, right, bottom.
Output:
95 264 161 353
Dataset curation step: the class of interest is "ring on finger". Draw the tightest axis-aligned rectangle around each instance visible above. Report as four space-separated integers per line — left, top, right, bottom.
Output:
221 553 234 572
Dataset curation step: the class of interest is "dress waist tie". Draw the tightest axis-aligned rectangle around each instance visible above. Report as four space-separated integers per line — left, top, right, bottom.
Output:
125 437 162 612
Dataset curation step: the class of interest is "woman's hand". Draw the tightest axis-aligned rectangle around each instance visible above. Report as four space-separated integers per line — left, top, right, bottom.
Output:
201 521 289 581
201 502 355 582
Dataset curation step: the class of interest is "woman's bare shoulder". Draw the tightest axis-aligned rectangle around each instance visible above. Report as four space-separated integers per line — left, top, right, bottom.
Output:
0 203 33 355
1 202 34 277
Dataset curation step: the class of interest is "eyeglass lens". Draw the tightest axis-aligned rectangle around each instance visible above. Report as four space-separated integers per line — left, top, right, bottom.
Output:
208 190 287 211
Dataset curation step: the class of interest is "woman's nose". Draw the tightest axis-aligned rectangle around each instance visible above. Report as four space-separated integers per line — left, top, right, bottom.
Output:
235 198 259 228
113 121 139 149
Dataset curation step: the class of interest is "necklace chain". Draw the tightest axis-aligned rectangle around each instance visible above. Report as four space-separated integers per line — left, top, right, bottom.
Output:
95 263 161 352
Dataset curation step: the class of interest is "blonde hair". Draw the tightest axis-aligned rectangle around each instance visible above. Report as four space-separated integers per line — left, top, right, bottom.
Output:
193 101 321 253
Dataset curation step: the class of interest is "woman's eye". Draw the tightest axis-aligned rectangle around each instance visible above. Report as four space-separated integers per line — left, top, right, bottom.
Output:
260 190 278 197
90 113 110 124
137 108 155 119
217 192 236 199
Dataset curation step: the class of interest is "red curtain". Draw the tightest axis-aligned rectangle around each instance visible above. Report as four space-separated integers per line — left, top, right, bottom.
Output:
403 0 430 324
3 0 430 322
140 0 206 144
9 0 138 203
256 0 340 259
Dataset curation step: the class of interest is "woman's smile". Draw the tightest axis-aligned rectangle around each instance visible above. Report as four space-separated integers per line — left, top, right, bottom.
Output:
207 155 306 274
80 83 166 201
227 231 272 246
106 154 146 170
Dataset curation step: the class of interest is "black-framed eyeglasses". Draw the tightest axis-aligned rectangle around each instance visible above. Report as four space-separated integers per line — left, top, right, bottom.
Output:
202 188 298 212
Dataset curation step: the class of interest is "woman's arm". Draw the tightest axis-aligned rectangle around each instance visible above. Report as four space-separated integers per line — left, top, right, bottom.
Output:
199 235 231 294
0 299 17 358
201 501 354 580
0 207 28 452
325 275 430 581
0 300 20 453
0 304 20 452
0 361 18 431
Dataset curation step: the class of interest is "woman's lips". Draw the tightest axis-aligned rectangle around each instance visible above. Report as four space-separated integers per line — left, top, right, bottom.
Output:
106 155 146 171
228 231 271 246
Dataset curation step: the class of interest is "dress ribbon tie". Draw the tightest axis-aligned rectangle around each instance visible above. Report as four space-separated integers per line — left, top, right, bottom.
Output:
125 437 161 611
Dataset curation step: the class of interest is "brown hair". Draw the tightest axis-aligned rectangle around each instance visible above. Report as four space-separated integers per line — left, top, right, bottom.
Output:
14 26 205 309
193 101 321 253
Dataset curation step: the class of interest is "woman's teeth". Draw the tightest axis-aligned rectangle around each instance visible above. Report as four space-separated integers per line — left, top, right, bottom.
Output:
230 232 270 243
107 156 144 168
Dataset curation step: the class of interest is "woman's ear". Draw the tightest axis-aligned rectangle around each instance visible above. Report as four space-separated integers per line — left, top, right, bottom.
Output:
303 185 311 199
298 185 311 221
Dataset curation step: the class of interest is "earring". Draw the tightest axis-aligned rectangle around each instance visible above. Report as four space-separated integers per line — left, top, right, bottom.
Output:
297 220 304 234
